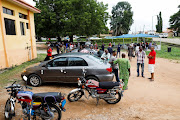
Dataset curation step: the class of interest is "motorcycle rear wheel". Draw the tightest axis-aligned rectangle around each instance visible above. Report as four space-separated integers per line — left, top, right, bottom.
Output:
67 90 83 102
104 92 121 104
42 104 62 120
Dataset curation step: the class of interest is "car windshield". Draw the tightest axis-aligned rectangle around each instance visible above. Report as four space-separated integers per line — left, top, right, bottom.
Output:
87 55 103 64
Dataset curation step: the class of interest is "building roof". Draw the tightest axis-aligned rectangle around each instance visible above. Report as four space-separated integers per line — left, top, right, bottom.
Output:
7 0 40 13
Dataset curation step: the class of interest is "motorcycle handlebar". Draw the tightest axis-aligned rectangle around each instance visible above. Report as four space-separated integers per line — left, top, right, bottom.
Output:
5 83 32 90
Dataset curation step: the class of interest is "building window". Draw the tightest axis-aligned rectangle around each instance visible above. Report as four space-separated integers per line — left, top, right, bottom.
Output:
26 23 29 29
19 13 27 19
20 22 25 35
4 18 16 35
3 7 14 15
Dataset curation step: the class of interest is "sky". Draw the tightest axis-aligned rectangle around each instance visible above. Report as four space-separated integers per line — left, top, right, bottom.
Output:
25 0 180 33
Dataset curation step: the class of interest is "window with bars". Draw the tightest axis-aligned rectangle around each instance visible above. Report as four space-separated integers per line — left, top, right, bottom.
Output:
3 7 14 15
20 22 25 35
26 23 29 29
4 18 16 35
19 13 27 19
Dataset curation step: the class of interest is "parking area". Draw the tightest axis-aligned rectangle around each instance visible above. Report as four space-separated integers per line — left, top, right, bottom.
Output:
0 55 180 120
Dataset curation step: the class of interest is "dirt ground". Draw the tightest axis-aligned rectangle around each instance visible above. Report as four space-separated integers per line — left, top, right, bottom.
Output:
0 54 180 120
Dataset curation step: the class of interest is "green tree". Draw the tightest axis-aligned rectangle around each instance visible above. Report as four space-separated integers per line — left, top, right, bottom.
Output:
34 0 109 42
169 5 180 34
110 1 133 36
156 12 163 33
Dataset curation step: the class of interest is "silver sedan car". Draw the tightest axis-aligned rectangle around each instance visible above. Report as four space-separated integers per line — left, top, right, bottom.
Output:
21 53 114 87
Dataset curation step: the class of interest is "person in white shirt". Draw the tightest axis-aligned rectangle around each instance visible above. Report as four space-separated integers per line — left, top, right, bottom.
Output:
101 50 110 62
136 46 146 77
69 42 74 50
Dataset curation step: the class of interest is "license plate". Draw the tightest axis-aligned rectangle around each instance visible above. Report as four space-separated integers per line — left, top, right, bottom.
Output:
61 99 66 108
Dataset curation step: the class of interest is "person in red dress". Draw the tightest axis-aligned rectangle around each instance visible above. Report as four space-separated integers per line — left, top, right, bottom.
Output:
147 46 156 81
44 44 52 61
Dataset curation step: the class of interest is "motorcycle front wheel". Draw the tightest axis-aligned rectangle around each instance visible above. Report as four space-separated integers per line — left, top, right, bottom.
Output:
4 99 14 120
104 92 121 104
67 90 84 102
42 104 62 120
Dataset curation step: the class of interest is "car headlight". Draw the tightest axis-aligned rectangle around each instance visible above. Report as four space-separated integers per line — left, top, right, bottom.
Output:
23 75 28 81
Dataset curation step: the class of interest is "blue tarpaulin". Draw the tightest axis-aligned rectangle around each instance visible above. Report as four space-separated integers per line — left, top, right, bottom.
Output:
114 34 158 38
114 34 135 38
134 34 158 38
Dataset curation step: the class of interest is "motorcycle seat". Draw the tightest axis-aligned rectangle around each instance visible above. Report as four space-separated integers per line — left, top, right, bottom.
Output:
33 92 62 103
99 82 120 89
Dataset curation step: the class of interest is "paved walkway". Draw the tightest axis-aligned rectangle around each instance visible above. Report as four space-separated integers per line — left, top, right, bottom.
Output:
153 38 180 45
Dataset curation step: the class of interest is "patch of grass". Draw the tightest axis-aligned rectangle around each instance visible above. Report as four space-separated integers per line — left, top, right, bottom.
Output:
41 40 58 42
168 37 180 39
0 54 46 87
146 43 180 60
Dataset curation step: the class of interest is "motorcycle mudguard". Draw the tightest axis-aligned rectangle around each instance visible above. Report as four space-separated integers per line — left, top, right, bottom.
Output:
69 88 83 94
10 98 15 112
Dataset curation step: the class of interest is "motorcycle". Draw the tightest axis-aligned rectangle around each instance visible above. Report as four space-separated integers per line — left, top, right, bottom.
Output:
4 81 66 120
67 69 124 104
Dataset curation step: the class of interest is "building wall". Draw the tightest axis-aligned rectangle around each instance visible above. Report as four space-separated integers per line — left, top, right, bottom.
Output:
0 0 37 69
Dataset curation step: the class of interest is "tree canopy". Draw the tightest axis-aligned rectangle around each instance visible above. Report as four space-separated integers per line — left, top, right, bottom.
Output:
169 5 180 33
156 12 163 33
110 1 133 36
34 0 109 42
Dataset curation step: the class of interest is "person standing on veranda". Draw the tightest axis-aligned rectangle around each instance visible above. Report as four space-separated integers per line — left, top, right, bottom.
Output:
114 53 131 90
147 46 156 81
136 46 146 78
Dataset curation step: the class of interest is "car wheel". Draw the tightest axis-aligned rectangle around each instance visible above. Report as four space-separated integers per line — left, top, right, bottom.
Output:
86 76 99 82
28 74 42 87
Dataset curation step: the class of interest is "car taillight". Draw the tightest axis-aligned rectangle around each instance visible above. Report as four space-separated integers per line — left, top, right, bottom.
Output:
106 68 112 72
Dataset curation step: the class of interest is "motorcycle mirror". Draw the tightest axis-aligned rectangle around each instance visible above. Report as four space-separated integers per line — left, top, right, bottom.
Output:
12 81 16 85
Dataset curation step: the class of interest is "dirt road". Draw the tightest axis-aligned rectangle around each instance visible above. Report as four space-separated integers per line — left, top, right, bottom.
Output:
153 38 180 45
0 55 180 120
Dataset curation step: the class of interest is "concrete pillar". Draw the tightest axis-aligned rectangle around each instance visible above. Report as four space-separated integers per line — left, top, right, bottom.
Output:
27 10 34 59
0 0 9 67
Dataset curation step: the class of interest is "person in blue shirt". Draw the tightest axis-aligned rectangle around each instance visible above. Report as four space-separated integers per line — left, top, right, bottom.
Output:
107 46 113 55
66 42 69 49
101 42 105 51
117 43 121 58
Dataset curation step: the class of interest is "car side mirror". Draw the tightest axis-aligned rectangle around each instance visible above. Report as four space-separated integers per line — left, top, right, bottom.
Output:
42 64 48 68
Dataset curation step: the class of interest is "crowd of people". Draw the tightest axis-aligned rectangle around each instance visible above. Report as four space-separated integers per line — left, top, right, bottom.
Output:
100 42 156 90
45 41 156 90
